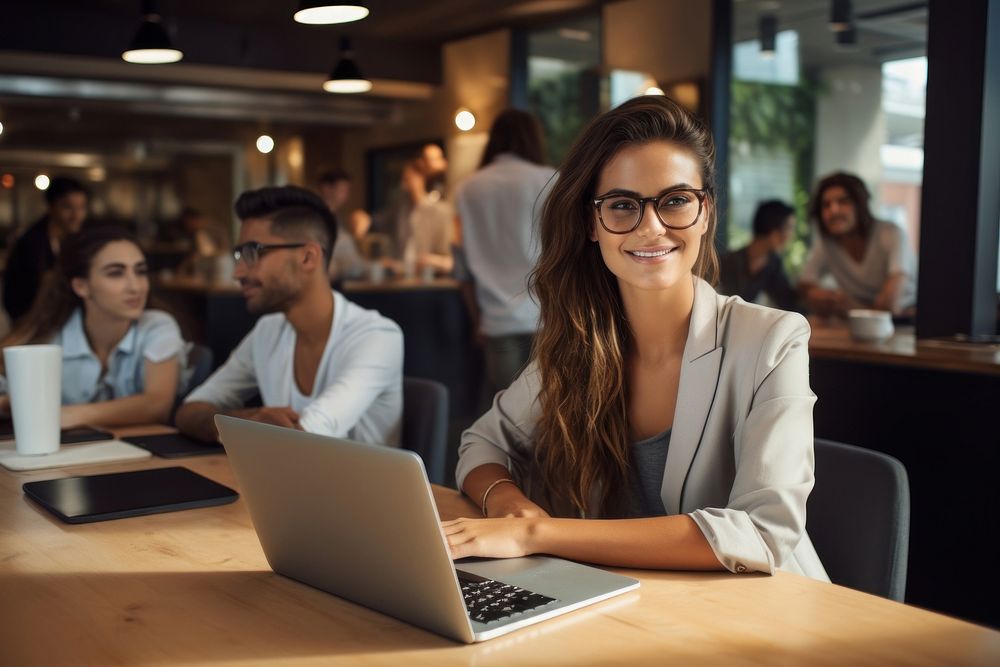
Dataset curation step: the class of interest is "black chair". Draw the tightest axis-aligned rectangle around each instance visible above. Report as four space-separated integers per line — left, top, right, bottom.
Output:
402 377 449 485
807 438 910 602
186 344 215 394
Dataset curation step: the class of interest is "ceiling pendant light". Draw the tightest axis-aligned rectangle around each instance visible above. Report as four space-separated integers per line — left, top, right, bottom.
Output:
759 14 777 58
836 24 858 49
323 38 372 94
830 0 854 32
122 0 183 64
294 2 369 25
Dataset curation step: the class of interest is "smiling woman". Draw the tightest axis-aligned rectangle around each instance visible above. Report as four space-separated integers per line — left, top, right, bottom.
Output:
0 226 189 429
448 95 829 581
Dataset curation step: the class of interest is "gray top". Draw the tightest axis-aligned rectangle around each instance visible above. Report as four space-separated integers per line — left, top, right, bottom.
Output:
627 428 671 517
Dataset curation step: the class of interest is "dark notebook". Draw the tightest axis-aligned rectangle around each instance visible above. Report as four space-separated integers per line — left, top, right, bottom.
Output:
122 433 224 458
0 421 114 444
23 466 238 524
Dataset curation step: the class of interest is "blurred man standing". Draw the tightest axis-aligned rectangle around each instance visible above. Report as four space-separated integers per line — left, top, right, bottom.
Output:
3 176 88 322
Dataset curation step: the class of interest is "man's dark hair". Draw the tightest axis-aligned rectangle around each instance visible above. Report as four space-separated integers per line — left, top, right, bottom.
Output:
752 200 795 237
480 108 547 168
234 186 338 265
45 176 89 205
810 171 876 239
317 169 350 186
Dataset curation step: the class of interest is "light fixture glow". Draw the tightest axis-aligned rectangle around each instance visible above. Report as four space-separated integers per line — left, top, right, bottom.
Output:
645 86 665 96
122 1 183 64
1 174 14 189
454 109 476 132
294 2 369 25
323 37 372 94
35 174 50 190
0 121 4 136
256 135 275 154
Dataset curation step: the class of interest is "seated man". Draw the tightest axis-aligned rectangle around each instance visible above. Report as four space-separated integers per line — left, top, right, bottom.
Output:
176 186 403 445
718 200 799 311
798 172 917 316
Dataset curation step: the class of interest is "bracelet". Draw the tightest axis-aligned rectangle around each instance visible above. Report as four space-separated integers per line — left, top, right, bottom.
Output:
480 478 516 518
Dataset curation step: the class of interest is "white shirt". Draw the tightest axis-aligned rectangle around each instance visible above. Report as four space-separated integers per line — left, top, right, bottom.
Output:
454 154 556 336
0 308 189 404
185 291 403 446
799 220 918 309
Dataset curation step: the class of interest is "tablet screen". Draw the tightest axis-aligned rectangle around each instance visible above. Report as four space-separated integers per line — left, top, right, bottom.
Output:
23 467 238 524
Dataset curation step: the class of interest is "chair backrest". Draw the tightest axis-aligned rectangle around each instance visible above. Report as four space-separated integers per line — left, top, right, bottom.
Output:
807 438 910 601
186 343 215 394
402 377 449 485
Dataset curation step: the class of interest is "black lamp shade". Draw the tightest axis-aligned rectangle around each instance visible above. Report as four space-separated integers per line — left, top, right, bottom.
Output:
122 15 182 63
830 0 854 31
323 38 372 93
836 25 858 47
128 20 173 52
759 15 777 56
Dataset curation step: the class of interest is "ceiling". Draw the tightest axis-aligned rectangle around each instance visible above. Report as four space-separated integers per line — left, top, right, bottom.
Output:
733 0 927 69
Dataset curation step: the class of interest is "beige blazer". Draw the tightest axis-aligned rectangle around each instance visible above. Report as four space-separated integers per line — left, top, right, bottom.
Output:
456 277 829 580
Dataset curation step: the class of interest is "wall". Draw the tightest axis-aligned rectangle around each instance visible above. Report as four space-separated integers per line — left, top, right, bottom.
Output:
603 0 713 88
813 65 885 191
338 29 511 214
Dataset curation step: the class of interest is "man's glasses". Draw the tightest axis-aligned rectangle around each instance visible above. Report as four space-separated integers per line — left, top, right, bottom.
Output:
232 241 306 266
593 188 708 234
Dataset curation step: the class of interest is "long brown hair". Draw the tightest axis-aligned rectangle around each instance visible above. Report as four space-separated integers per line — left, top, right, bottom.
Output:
1 225 143 365
528 95 719 517
810 171 876 239
479 108 547 168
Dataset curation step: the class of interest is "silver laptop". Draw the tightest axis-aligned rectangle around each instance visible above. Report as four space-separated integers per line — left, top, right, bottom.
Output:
215 415 639 643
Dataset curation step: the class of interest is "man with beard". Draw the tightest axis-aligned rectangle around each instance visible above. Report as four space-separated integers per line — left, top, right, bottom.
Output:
797 172 917 316
176 186 402 445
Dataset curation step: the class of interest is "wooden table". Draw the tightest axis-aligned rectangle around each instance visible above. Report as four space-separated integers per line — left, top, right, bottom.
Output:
809 320 1000 376
3 437 999 666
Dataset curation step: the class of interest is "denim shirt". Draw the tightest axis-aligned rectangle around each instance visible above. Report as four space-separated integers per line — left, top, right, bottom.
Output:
53 308 188 405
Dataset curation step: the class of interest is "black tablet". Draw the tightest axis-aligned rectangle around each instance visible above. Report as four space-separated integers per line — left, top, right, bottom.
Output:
122 433 225 458
23 467 238 524
0 421 113 444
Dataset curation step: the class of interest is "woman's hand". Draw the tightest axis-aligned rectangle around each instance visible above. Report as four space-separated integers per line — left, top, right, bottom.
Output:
442 517 541 560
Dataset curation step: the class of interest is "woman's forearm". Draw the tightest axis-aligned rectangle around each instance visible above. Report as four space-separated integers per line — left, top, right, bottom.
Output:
63 392 173 428
528 515 724 570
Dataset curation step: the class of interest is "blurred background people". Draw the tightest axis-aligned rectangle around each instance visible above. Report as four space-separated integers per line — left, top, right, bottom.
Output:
0 225 189 428
176 207 230 281
372 142 454 277
798 172 917 316
718 200 799 311
2 176 89 324
317 169 366 281
454 108 555 399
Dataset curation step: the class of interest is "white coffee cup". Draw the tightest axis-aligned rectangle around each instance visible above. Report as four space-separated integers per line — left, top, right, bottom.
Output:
3 344 62 456
848 309 895 341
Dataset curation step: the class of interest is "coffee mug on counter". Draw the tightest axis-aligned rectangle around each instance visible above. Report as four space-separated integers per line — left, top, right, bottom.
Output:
3 344 62 456
848 309 895 341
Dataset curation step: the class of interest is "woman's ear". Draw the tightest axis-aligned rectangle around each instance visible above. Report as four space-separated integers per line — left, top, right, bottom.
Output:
70 277 89 301
698 198 713 237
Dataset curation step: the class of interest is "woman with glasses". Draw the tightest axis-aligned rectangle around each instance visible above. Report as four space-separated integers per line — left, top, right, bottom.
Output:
0 225 188 428
446 95 828 580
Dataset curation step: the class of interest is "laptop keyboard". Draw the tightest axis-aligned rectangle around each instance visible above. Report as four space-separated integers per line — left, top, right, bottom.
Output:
457 570 558 625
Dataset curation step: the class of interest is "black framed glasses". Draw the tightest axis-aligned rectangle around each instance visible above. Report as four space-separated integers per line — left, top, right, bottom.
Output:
593 188 708 234
232 242 306 266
